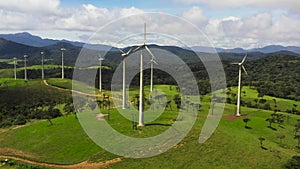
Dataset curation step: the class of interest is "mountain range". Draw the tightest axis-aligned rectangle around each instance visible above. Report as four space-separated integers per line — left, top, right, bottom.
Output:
0 32 116 51
0 32 300 54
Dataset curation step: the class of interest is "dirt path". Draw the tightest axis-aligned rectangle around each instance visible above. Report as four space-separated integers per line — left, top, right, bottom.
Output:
43 80 99 97
0 155 122 169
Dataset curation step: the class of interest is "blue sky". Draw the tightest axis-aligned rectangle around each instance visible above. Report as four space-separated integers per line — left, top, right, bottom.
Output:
60 0 263 18
0 0 299 48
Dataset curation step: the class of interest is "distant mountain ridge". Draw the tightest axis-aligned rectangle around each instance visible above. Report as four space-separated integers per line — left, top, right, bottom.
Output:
0 32 299 54
190 45 300 54
0 32 116 51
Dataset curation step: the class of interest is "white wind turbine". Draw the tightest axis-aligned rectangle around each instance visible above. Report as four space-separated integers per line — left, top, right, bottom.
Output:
231 54 248 116
24 55 28 81
133 23 157 126
98 54 105 92
149 57 158 92
13 57 17 80
60 48 66 79
119 47 133 109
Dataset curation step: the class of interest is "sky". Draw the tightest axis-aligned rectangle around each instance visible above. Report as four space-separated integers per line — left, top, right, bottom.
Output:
0 0 299 48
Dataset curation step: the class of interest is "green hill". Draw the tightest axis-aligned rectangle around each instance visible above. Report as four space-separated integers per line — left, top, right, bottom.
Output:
1 84 300 168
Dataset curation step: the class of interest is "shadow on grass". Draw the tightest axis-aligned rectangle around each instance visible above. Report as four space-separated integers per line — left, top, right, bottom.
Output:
245 126 252 129
261 146 268 150
145 123 172 127
267 126 277 131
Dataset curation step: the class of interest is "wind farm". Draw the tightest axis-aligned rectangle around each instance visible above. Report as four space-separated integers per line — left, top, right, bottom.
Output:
0 2 300 168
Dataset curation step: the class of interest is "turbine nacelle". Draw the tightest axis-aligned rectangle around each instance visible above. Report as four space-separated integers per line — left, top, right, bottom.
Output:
230 53 248 75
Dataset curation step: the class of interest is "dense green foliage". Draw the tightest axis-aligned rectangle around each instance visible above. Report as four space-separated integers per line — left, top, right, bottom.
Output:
0 80 72 127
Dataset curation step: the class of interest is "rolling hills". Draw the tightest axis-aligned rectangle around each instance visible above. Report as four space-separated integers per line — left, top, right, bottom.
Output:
0 82 300 168
0 32 300 168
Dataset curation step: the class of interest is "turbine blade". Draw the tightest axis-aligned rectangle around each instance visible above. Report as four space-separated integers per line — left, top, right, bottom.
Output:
119 48 125 54
144 23 146 45
241 53 247 64
145 46 157 61
229 62 239 65
126 48 133 55
152 59 158 65
133 45 144 52
242 65 248 75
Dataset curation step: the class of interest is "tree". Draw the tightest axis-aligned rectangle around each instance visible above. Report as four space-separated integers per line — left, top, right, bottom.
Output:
294 135 300 148
294 120 300 135
243 118 251 128
14 115 26 125
173 94 181 109
285 156 300 169
266 118 275 128
258 137 265 148
166 100 172 111
64 103 75 115
277 134 285 145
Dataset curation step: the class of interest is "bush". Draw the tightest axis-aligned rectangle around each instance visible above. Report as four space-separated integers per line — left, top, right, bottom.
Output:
14 115 26 125
285 156 300 169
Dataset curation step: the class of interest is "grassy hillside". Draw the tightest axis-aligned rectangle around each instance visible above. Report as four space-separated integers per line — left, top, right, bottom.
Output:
228 86 299 112
0 79 72 127
1 84 300 168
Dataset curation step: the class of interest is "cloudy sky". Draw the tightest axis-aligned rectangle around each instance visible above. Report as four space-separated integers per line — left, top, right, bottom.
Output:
0 0 299 48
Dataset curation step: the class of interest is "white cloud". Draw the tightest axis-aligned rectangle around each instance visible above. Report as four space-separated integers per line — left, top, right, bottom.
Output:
0 0 60 14
0 1 299 48
215 12 300 48
174 0 300 13
181 6 208 27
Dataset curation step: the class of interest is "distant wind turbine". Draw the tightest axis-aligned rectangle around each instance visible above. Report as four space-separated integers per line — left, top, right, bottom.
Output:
133 23 157 126
13 57 17 80
231 54 248 116
41 51 45 79
24 55 28 81
98 54 105 92
60 48 66 79
149 57 158 92
119 47 133 109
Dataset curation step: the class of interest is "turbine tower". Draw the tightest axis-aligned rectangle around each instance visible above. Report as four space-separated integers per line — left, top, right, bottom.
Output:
133 23 157 126
13 57 17 80
119 48 133 109
98 54 105 92
41 51 45 79
24 55 28 81
61 48 66 79
231 54 248 116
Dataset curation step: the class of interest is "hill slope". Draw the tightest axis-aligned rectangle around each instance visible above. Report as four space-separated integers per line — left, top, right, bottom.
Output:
0 84 300 168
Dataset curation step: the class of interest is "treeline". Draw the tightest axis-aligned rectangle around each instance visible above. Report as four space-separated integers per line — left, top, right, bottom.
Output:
0 81 73 127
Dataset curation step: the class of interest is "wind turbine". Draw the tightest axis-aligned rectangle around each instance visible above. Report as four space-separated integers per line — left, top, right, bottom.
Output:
133 23 157 126
149 57 158 92
60 48 66 79
24 55 28 81
119 48 133 109
41 51 45 79
13 57 17 80
98 54 105 92
231 54 248 116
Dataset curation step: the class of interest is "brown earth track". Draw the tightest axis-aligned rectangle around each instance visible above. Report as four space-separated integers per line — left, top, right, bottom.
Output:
0 155 122 169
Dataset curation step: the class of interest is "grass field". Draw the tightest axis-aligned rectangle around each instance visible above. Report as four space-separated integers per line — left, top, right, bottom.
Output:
1 83 300 168
46 78 99 95
0 78 27 87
